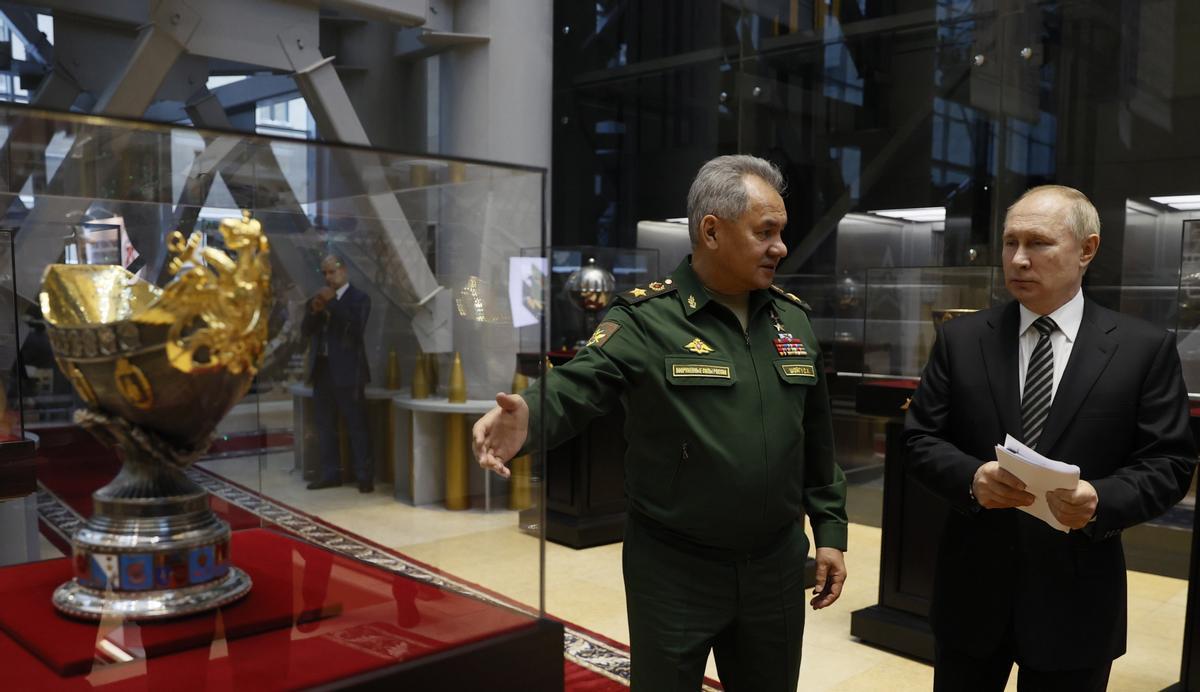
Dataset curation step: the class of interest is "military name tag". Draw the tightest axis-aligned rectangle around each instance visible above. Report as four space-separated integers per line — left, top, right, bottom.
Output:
774 358 817 384
671 363 732 379
781 364 815 377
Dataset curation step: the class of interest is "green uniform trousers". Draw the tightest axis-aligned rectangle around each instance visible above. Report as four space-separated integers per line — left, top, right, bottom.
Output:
623 514 809 691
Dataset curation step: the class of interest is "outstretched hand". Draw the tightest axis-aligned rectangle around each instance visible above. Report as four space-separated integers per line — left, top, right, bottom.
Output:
472 393 529 479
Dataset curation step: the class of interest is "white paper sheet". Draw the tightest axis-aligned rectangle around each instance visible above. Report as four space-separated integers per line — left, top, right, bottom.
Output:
994 434 1081 533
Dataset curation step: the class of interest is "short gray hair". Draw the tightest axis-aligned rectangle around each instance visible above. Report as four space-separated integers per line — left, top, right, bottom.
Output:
687 155 785 245
1007 184 1100 243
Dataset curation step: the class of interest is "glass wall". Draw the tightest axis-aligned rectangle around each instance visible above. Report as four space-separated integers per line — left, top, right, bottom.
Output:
553 0 1200 533
0 106 550 687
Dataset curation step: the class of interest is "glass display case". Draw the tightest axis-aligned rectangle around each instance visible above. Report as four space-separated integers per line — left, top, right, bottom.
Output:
531 244 659 353
0 228 36 569
0 105 559 690
860 266 1007 379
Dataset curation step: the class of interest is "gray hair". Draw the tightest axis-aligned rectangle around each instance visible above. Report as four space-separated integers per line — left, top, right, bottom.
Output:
1007 184 1101 243
687 155 785 245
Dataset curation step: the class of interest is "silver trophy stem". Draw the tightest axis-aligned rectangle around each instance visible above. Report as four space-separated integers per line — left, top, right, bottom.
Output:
52 415 251 620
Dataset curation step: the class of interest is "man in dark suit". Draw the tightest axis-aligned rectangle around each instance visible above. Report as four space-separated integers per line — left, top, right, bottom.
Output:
904 185 1196 691
302 254 375 493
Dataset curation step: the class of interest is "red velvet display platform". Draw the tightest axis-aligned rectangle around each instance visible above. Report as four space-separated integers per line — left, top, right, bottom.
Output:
2 529 537 689
0 530 343 675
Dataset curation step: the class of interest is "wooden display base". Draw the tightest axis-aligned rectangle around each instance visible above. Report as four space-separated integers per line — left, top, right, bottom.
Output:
545 508 626 549
850 604 934 662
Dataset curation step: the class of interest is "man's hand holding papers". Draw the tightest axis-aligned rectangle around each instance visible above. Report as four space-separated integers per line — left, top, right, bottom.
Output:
992 435 1094 532
1046 481 1098 530
971 462 1036 509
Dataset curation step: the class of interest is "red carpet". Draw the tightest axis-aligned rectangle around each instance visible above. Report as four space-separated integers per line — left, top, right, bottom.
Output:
31 424 635 690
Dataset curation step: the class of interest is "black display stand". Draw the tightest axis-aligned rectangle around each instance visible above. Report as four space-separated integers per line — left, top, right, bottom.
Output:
521 351 627 550
544 404 629 548
849 380 943 662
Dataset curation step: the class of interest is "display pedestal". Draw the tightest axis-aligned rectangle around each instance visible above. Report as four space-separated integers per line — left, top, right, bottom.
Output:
849 379 941 662
544 406 629 548
539 351 628 549
2 528 563 691
0 436 38 568
391 396 503 510
291 385 396 484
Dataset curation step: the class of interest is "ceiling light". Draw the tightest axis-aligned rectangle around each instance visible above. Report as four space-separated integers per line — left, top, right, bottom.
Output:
868 207 946 223
665 217 688 224
1151 195 1200 210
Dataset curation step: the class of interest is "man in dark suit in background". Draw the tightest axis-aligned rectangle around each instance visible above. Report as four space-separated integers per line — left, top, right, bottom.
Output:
904 185 1196 691
302 254 375 493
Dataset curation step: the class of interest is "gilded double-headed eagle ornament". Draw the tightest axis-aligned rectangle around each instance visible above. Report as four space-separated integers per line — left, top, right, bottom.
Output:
40 211 271 449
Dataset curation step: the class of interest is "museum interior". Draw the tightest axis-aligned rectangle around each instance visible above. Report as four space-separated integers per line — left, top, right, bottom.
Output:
1 1 1200 690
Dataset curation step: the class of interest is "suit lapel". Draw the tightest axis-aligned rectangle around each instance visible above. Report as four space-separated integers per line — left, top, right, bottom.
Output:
980 301 1022 438
1036 299 1118 454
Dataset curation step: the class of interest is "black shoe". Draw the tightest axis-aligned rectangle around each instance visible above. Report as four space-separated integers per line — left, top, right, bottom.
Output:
307 479 342 490
358 481 375 494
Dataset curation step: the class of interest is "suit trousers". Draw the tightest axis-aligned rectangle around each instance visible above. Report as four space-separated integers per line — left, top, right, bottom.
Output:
622 515 808 692
312 356 374 484
934 635 1112 692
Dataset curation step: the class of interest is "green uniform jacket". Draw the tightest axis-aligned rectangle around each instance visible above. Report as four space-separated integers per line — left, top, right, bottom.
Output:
523 257 848 553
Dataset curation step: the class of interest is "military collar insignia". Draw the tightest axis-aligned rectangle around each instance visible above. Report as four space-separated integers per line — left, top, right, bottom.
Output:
770 306 808 357
684 337 714 355
687 295 697 309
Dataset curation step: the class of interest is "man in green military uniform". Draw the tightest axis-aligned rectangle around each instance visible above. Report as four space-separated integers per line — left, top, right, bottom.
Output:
473 155 848 691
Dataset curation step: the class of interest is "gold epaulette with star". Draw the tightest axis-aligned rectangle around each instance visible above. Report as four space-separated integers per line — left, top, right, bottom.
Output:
770 285 813 312
619 278 678 304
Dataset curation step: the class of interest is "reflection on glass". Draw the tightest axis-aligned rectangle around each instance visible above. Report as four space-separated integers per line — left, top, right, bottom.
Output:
0 106 549 686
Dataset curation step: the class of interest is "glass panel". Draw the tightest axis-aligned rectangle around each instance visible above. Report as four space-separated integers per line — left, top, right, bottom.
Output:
0 106 547 686
554 0 739 80
534 245 659 352
862 265 1003 379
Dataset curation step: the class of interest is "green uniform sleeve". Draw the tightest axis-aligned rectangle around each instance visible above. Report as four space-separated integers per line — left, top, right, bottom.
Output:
802 349 849 551
519 305 645 456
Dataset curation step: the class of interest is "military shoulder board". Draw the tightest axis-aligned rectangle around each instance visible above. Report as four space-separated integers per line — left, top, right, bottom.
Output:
621 279 678 304
770 285 813 312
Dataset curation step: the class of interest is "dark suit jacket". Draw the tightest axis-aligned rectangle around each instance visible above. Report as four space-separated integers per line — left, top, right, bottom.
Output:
301 284 371 387
903 297 1196 670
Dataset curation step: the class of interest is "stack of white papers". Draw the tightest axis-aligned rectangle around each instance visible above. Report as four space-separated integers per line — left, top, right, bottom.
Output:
993 434 1081 532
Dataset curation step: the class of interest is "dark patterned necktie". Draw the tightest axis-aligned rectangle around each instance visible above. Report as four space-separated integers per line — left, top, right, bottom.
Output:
1021 316 1058 448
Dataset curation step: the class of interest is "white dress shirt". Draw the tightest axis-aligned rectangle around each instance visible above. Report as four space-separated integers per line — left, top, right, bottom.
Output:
1017 288 1084 402
335 282 350 301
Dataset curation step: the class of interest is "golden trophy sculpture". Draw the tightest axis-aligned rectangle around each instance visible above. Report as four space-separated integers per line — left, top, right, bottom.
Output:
42 211 270 620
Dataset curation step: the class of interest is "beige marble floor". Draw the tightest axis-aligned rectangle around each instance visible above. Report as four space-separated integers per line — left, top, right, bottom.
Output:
193 452 1188 691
